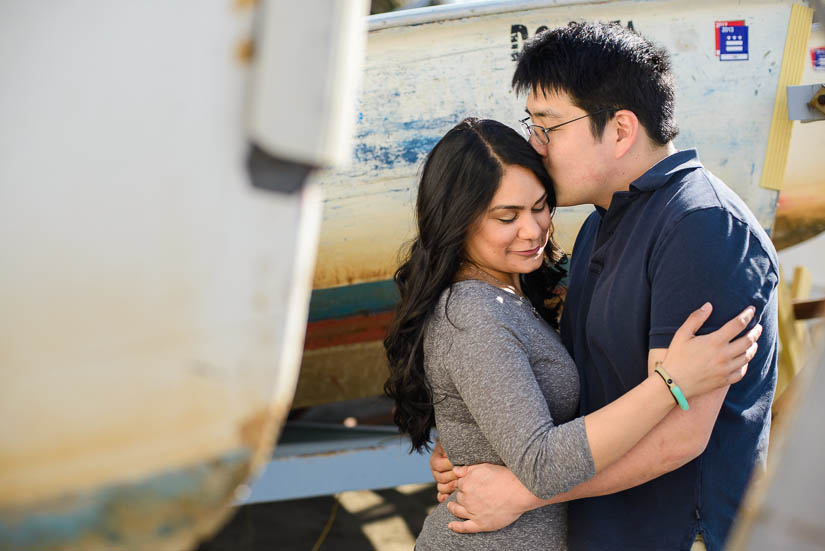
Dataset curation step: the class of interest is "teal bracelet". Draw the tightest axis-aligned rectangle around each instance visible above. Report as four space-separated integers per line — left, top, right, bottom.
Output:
654 363 690 411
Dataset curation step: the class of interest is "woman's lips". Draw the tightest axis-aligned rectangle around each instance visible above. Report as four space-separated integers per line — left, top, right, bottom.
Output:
512 245 542 256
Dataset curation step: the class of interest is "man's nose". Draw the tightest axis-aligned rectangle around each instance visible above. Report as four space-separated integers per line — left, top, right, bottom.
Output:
528 135 548 157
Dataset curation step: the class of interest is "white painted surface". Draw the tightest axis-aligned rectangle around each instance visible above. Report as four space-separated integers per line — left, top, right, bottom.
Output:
0 0 319 531
313 0 797 289
248 0 369 165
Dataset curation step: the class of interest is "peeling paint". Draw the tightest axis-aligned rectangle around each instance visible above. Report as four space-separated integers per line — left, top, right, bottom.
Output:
0 449 252 551
308 2 793 291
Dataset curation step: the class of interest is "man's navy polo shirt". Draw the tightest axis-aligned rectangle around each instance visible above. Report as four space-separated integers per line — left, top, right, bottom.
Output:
560 150 779 551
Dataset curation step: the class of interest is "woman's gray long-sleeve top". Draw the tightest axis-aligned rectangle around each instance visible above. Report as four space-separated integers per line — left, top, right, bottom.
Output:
415 280 595 551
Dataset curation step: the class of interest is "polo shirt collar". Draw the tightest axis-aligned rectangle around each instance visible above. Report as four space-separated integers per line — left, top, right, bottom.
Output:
595 149 704 218
629 149 703 192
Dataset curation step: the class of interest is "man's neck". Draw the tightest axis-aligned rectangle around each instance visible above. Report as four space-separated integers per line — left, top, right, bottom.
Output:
598 142 677 210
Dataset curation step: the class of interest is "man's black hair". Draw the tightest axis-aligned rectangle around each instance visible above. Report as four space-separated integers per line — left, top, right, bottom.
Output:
512 21 678 145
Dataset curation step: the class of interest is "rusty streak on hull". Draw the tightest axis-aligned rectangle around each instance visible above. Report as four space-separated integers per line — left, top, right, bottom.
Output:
773 183 825 250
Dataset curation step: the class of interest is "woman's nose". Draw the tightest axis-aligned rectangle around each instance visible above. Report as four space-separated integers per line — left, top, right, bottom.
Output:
518 214 542 240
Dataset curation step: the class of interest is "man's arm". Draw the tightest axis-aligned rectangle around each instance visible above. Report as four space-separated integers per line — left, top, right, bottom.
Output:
447 209 777 532
446 344 750 533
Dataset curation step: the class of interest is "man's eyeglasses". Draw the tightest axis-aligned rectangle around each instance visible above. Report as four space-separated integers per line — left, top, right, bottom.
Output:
519 108 616 145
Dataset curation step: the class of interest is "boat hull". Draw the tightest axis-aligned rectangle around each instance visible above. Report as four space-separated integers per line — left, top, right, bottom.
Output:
294 0 812 408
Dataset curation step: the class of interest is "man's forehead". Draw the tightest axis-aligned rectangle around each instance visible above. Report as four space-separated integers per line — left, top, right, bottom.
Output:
525 89 573 118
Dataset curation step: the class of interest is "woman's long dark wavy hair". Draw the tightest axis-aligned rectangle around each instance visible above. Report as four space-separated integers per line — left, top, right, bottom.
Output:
383 118 566 452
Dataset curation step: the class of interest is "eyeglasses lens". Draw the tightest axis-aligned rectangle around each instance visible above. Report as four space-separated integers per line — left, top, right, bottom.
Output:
522 124 549 145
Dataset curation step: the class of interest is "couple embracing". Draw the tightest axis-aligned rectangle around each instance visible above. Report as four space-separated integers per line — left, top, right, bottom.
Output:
384 22 778 551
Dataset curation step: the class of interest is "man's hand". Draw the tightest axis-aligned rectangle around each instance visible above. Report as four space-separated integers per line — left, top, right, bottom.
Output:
446 464 539 533
430 440 456 502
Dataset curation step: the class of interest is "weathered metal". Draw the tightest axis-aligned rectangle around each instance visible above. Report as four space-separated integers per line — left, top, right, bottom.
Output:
0 1 341 548
238 423 433 504
293 0 815 409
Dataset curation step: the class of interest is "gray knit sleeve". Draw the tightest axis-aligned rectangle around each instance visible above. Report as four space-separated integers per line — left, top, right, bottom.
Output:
438 292 595 499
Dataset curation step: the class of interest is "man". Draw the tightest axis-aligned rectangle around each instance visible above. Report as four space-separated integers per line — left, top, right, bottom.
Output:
430 22 778 551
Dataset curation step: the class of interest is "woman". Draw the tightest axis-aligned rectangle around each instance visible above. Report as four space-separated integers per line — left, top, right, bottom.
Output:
383 118 759 549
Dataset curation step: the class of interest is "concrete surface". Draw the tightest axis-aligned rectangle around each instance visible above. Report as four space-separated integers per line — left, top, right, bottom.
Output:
199 483 437 550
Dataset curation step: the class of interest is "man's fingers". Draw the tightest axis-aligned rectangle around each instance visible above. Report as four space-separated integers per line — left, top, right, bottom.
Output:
672 302 713 343
448 520 483 534
436 480 456 495
433 469 457 485
446 500 472 520
437 492 449 503
716 306 756 342
430 440 453 478
431 454 453 473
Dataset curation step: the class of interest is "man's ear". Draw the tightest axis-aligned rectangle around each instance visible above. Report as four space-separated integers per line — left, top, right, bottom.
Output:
612 109 639 159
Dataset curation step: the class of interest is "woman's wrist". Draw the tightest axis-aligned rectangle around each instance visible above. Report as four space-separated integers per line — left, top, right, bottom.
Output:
653 362 690 411
643 371 678 414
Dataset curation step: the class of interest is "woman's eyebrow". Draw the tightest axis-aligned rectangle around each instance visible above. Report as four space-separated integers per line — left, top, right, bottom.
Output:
489 194 547 212
489 204 523 212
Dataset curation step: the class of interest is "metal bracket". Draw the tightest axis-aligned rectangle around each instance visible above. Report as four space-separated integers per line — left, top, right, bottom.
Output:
786 84 825 123
246 143 313 194
809 85 825 116
238 422 433 503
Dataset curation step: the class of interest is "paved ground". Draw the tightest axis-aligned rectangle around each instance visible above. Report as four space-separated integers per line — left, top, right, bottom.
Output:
199 483 438 551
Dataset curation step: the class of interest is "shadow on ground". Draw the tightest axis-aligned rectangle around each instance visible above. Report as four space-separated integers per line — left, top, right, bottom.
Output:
199 483 438 550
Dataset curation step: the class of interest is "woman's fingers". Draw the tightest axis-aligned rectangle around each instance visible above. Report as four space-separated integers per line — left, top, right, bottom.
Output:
727 364 748 384
728 342 759 372
671 302 713 343
714 306 757 343
724 323 762 358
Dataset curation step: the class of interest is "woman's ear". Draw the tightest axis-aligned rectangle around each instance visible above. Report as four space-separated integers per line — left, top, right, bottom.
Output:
612 109 639 159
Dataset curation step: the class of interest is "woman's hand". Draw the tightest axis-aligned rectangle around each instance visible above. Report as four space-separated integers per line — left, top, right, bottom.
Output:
662 303 761 398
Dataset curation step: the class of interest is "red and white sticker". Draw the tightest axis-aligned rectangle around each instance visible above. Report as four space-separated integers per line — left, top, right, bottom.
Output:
812 46 825 71
715 20 745 56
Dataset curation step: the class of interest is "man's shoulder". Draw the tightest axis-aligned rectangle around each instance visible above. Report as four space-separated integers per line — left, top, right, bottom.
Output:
655 164 730 215
653 166 776 261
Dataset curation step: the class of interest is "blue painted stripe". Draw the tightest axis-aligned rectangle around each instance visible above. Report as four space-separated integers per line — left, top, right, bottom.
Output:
308 279 399 322
353 135 441 168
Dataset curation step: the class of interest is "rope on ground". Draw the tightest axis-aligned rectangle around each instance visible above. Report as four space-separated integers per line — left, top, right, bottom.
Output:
311 495 340 551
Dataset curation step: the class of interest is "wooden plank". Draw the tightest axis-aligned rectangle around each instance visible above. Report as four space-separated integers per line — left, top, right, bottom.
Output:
793 297 825 320
758 3 814 190
774 265 804 410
